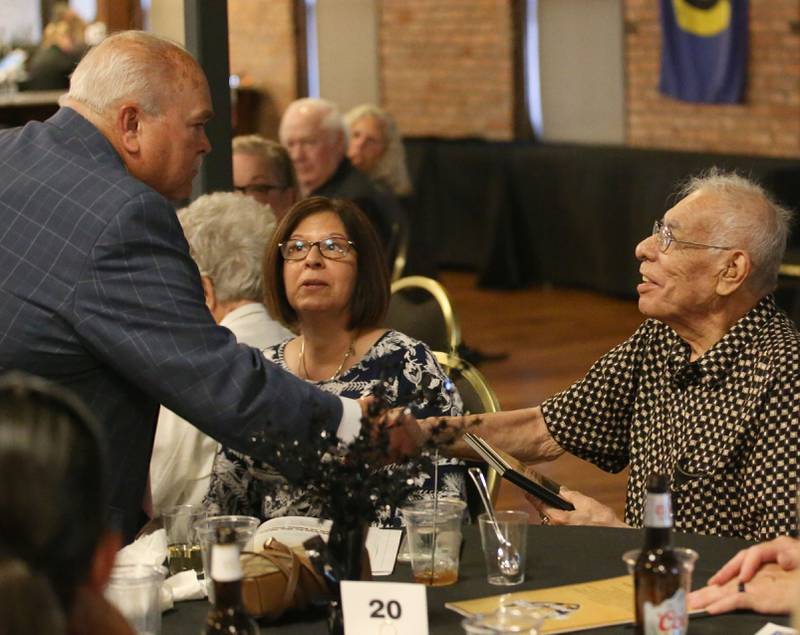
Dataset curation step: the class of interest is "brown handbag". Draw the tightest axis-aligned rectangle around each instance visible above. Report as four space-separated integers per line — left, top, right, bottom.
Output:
240 538 330 621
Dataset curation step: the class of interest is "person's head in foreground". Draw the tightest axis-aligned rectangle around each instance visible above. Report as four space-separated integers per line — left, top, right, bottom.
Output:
344 104 412 197
636 168 791 349
0 372 132 634
279 98 347 197
263 195 389 338
232 134 298 220
178 191 277 324
61 30 213 202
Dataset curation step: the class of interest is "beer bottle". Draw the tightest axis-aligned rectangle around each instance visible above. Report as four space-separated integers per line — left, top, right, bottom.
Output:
633 474 687 635
204 528 259 635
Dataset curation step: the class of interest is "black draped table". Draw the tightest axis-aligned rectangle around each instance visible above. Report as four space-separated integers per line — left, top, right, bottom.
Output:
402 139 800 295
162 525 790 634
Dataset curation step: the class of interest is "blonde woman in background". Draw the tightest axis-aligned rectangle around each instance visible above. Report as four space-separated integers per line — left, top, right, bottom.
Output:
345 104 412 198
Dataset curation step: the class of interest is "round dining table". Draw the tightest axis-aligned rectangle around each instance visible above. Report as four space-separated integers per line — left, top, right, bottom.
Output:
162 524 792 634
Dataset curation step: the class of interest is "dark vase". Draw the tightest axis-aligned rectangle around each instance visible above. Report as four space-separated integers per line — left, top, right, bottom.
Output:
325 522 369 635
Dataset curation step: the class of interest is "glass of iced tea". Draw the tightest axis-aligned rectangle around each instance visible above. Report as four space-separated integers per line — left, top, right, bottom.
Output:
401 498 466 586
163 504 207 576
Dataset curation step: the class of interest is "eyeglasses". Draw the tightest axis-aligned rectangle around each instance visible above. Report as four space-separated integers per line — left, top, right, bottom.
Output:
234 183 285 196
652 219 732 253
279 237 356 261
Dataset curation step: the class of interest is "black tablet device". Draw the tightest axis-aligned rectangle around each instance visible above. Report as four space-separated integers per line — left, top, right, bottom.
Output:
464 432 575 511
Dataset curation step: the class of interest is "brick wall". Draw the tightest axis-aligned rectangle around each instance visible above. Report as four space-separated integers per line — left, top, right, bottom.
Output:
625 0 800 158
379 0 515 140
228 0 298 139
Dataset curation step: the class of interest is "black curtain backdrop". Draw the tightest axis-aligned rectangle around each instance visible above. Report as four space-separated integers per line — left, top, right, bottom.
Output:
403 139 800 297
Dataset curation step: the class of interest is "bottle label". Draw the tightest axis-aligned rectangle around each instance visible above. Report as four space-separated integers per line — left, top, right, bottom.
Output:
642 588 687 634
644 492 672 528
210 543 243 583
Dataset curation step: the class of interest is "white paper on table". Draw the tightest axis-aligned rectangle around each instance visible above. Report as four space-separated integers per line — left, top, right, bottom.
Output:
364 527 403 576
754 624 797 635
251 516 402 576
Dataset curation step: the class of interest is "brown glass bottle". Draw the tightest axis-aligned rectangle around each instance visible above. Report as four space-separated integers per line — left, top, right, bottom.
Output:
633 474 687 635
204 528 259 635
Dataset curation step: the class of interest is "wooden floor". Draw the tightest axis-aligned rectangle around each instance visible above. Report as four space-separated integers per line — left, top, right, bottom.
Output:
439 271 645 521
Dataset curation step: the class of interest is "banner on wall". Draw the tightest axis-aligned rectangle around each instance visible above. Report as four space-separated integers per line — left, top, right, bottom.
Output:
659 0 748 103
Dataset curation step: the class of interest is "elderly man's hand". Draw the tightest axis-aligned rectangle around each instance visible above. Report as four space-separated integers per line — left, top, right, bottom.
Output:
525 482 628 528
688 563 800 615
359 398 427 461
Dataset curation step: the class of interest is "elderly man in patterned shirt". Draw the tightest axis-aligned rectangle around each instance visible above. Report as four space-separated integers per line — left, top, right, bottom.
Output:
437 169 799 542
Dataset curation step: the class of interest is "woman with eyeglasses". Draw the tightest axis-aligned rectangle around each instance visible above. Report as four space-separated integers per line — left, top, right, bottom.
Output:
205 196 464 523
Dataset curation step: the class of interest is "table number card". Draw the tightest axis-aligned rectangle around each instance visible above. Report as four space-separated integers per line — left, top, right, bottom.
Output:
341 580 429 635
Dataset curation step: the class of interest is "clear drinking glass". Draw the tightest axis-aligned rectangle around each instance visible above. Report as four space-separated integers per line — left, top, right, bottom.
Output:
162 504 207 576
104 564 166 635
478 510 529 585
193 515 260 602
400 499 466 586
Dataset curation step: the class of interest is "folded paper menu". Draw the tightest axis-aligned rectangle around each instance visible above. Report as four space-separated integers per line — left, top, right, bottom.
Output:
446 575 635 634
251 516 402 576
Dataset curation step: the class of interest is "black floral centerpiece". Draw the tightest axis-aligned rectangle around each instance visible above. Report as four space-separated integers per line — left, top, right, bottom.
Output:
254 364 463 634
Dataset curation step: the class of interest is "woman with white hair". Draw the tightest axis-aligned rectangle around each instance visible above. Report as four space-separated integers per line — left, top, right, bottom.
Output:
345 104 412 198
150 192 292 513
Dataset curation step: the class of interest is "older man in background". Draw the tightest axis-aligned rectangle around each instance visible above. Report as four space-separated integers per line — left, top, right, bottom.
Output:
442 170 800 541
150 192 292 513
279 97 404 256
0 31 419 542
232 134 297 220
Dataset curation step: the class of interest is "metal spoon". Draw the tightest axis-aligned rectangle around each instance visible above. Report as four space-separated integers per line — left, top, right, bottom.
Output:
468 467 520 577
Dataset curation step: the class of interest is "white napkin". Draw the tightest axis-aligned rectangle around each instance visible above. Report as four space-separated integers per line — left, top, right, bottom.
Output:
162 570 207 608
115 529 168 567
114 529 207 610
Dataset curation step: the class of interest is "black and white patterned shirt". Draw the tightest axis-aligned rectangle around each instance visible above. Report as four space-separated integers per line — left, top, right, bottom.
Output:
542 296 800 541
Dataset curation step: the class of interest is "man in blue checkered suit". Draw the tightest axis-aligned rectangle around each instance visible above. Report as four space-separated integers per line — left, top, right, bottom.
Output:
0 31 419 542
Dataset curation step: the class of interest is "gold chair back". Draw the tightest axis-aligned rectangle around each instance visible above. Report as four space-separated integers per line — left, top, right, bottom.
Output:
386 276 462 355
433 351 502 506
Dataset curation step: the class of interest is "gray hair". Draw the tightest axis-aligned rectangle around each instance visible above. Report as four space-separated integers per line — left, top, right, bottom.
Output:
232 134 298 192
177 192 277 304
344 104 412 197
279 97 346 146
678 168 794 295
65 30 198 116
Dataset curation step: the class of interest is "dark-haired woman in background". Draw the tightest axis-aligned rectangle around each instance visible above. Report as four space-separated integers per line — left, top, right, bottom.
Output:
206 196 463 523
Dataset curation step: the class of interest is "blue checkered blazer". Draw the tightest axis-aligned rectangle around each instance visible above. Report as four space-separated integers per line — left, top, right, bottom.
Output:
0 108 342 540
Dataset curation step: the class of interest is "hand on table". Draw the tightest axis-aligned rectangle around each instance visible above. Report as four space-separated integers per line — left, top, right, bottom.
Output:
524 482 628 528
688 562 800 615
704 535 800 586
687 535 800 616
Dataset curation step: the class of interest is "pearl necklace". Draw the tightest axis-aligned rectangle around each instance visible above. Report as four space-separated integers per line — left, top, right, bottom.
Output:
299 336 356 381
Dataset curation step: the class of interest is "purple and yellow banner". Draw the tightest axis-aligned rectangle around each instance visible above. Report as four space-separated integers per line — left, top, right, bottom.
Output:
659 0 748 103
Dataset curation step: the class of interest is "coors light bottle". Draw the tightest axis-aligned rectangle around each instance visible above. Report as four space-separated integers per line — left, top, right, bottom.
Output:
633 474 687 635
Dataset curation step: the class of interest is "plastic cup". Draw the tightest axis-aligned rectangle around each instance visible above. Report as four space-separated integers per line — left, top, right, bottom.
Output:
194 515 260 602
162 504 207 576
621 547 699 577
478 510 529 585
622 547 698 635
104 564 166 635
400 499 466 586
